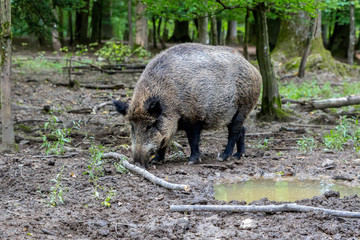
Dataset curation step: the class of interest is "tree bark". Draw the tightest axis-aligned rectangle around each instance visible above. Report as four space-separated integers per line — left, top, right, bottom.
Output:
91 0 103 43
216 18 222 45
169 20 191 43
152 17 157 48
210 15 217 45
300 96 360 111
348 0 355 65
51 7 61 52
128 0 133 48
329 10 349 59
226 20 237 45
0 0 16 152
243 9 250 60
68 10 74 45
298 16 317 78
253 4 282 120
198 15 208 44
58 8 64 45
75 0 90 44
102 0 113 39
135 1 148 48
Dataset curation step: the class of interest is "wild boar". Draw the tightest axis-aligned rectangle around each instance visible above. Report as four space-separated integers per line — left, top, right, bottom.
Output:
114 43 262 168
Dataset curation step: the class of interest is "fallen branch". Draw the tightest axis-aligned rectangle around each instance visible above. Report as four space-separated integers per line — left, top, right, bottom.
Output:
299 96 360 111
103 152 190 191
170 203 360 218
67 101 113 114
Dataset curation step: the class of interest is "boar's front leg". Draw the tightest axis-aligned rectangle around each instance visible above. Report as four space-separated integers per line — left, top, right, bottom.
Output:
183 124 202 164
218 112 245 161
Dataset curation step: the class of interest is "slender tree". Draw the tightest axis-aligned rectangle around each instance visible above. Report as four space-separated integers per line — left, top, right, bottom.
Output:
243 9 250 60
0 0 16 152
128 0 134 48
135 0 148 48
298 15 317 78
348 0 355 65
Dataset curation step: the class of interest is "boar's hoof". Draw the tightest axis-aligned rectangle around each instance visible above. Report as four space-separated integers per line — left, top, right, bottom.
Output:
217 153 230 162
233 152 245 159
188 156 201 165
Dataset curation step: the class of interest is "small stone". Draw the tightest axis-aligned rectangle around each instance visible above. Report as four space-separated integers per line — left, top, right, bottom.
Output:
352 159 360 166
240 218 257 230
98 229 109 236
324 190 340 199
321 159 335 169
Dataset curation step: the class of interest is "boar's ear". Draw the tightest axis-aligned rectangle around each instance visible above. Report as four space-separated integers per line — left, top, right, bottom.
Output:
113 100 129 115
145 97 162 117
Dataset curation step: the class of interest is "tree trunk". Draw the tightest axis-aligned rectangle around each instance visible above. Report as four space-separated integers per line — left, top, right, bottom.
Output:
135 1 148 48
253 4 283 120
128 0 133 48
52 8 61 52
102 0 113 39
243 9 250 60
75 0 90 44
267 17 281 51
329 10 349 59
58 8 64 45
152 17 157 48
348 0 355 65
321 23 328 48
91 0 102 43
68 10 74 45
198 15 208 44
216 18 222 45
169 20 191 43
159 17 168 49
298 16 317 78
0 0 17 152
210 15 217 45
226 20 237 45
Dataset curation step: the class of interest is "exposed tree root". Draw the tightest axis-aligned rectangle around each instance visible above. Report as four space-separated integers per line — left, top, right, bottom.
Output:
170 203 360 218
103 152 190 192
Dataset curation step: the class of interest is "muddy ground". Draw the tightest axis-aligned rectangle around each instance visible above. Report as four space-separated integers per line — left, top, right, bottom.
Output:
1 52 360 240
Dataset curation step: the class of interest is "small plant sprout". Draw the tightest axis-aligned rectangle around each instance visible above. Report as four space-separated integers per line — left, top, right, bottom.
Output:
85 144 107 198
48 166 68 207
40 115 73 155
256 138 271 150
101 189 116 207
297 136 316 153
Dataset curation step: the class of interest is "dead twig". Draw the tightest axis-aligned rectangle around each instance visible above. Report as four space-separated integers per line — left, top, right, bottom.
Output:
170 203 360 218
103 152 190 191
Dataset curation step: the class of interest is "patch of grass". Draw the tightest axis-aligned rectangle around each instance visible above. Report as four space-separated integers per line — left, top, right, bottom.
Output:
101 189 116 207
13 54 65 73
297 136 316 153
48 166 68 207
323 117 360 152
255 137 271 150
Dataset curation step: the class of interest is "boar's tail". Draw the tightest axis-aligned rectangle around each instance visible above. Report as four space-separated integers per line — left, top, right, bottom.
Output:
113 100 129 115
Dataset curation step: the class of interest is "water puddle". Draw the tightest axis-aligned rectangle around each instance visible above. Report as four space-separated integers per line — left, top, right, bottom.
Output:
214 179 360 203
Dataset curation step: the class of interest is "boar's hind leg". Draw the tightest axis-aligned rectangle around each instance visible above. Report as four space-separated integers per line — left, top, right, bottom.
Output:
183 125 202 164
233 126 246 159
218 112 244 161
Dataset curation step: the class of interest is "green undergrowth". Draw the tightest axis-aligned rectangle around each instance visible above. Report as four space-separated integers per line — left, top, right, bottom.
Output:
279 79 360 101
13 54 65 73
297 117 360 153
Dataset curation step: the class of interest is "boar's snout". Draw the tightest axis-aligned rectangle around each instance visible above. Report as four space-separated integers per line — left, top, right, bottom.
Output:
133 148 156 169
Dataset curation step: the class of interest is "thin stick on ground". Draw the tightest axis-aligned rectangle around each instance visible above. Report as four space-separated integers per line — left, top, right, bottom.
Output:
103 152 190 191
170 204 360 218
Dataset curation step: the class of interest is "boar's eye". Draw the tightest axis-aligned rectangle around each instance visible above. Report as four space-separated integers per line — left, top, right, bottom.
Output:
146 120 160 132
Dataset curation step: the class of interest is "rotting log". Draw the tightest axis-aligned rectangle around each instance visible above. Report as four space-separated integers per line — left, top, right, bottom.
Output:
103 152 190 191
170 204 360 218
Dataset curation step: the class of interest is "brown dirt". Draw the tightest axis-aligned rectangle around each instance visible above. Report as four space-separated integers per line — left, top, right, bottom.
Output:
1 53 360 239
